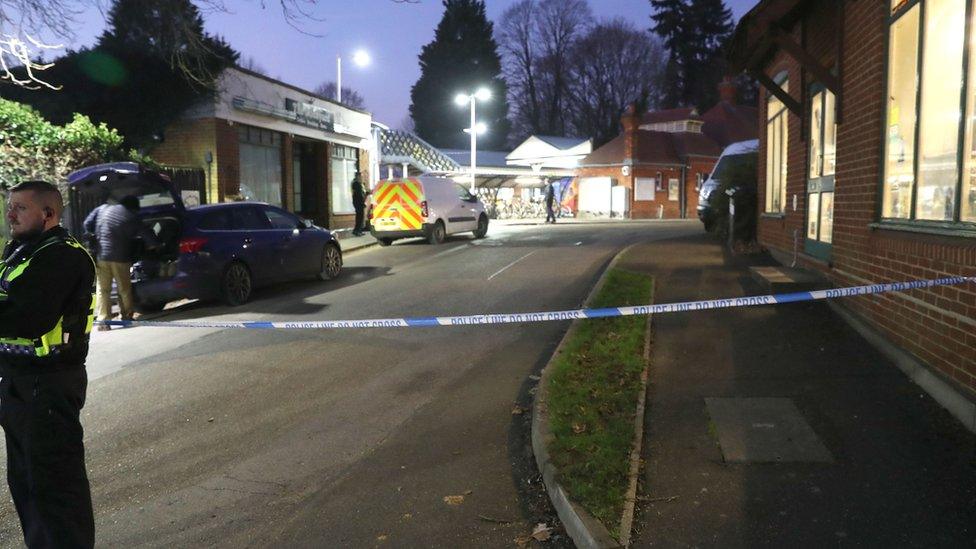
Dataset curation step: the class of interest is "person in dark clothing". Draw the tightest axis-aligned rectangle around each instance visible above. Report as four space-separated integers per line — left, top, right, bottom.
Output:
83 195 157 328
545 182 557 224
351 172 370 236
0 180 97 548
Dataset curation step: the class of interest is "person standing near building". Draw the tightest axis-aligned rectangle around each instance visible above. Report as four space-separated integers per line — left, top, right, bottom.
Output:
545 181 557 224
0 180 97 547
351 172 370 236
84 195 156 329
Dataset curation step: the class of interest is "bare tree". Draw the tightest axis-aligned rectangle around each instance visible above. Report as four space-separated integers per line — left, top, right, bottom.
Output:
0 0 90 88
534 0 591 136
0 1 416 88
498 0 591 142
566 18 665 146
313 81 367 110
498 0 539 143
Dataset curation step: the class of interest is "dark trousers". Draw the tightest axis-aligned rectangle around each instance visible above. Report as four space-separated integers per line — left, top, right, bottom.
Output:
546 203 557 223
353 203 366 234
0 369 94 548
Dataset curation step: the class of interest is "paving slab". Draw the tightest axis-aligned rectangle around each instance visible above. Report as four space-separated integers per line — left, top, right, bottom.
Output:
705 397 833 463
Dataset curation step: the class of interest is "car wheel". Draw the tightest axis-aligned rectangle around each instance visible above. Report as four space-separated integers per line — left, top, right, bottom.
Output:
378 238 394 247
428 220 446 245
473 214 488 239
318 243 342 280
221 261 252 306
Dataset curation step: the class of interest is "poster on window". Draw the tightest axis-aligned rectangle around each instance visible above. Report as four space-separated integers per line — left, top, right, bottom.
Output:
668 178 679 201
635 178 655 201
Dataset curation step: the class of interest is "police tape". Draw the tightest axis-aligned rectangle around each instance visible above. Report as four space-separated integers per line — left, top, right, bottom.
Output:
99 275 975 330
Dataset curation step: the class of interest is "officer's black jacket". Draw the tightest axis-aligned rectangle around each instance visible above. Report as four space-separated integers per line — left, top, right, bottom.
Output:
0 226 96 375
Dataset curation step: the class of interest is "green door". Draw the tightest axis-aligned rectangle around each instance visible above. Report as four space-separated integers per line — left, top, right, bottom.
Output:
805 87 837 261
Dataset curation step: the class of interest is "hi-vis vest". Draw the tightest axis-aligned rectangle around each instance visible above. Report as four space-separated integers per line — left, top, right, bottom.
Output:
0 234 96 357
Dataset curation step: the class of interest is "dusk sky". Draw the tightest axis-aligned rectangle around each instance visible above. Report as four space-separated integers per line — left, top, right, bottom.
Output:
60 0 756 130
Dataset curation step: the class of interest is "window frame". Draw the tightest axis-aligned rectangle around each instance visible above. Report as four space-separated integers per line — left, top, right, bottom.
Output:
877 0 976 235
764 71 790 214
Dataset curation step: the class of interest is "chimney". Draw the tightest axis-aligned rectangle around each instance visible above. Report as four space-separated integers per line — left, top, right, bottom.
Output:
621 103 640 167
719 76 737 104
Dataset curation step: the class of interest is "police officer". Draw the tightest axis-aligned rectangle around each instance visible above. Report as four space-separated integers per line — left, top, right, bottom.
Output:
0 181 96 547
351 172 370 236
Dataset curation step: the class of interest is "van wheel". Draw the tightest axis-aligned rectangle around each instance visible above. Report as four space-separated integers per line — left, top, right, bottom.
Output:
378 238 394 246
318 243 342 280
428 220 446 245
473 214 488 239
221 261 252 306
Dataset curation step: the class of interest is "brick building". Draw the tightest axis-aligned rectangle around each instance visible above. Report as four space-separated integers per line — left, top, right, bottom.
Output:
576 87 756 219
150 66 372 230
729 1 976 416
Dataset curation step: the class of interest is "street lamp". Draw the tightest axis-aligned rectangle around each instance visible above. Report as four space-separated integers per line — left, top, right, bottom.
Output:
455 87 491 192
336 49 370 103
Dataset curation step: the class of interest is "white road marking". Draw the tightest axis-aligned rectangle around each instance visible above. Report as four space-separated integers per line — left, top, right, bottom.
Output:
487 251 537 281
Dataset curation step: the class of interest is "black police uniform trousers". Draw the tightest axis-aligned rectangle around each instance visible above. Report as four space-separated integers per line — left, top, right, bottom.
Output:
0 369 95 548
353 200 366 234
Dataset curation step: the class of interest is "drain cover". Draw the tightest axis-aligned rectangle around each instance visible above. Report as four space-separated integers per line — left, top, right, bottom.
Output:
705 397 833 463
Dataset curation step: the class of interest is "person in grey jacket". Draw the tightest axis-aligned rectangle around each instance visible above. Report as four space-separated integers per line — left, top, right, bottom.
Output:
83 196 157 328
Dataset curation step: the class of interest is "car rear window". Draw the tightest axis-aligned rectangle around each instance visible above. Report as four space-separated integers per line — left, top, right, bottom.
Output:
197 210 232 230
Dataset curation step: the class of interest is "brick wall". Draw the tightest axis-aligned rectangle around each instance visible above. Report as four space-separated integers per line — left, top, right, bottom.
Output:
149 118 217 201
754 1 976 396
576 163 711 219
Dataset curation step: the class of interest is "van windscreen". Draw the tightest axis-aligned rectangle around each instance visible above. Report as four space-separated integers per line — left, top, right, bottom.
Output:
710 153 756 183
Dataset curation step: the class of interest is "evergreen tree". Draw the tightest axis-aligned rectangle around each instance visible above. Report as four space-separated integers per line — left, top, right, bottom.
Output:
410 0 510 150
99 0 237 86
686 0 734 110
650 0 734 110
649 0 688 108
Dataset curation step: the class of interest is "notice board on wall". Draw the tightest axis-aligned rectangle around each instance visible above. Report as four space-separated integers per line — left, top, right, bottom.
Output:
635 178 655 201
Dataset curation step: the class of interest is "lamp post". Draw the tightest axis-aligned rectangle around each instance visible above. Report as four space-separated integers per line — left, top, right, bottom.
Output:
455 87 491 192
336 49 370 103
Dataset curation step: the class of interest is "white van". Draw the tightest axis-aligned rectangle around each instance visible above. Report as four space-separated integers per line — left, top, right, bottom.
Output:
369 176 489 245
697 139 759 231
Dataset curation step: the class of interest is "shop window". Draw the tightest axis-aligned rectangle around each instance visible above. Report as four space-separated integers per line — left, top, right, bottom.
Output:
765 75 789 213
883 0 975 226
238 125 282 206
330 144 359 214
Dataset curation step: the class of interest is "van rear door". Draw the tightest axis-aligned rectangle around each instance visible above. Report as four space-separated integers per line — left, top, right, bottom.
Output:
371 179 427 233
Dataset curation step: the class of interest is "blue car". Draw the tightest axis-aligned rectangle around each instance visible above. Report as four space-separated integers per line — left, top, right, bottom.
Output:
67 163 343 311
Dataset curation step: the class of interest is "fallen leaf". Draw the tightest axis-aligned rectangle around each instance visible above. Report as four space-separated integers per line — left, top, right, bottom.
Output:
572 422 587 434
511 405 528 415
464 490 473 495
514 534 533 547
532 523 552 541
376 534 388 542
443 495 464 506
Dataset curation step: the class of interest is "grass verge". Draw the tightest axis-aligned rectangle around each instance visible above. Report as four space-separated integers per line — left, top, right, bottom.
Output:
546 268 653 536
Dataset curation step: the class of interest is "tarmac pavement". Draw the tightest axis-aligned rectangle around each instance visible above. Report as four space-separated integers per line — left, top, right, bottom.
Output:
614 232 976 547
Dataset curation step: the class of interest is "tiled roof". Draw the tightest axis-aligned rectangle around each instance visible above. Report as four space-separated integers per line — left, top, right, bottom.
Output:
701 101 759 147
379 129 460 173
580 130 722 166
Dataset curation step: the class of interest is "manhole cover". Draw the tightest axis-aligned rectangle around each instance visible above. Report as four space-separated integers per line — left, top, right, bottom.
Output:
705 397 833 463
